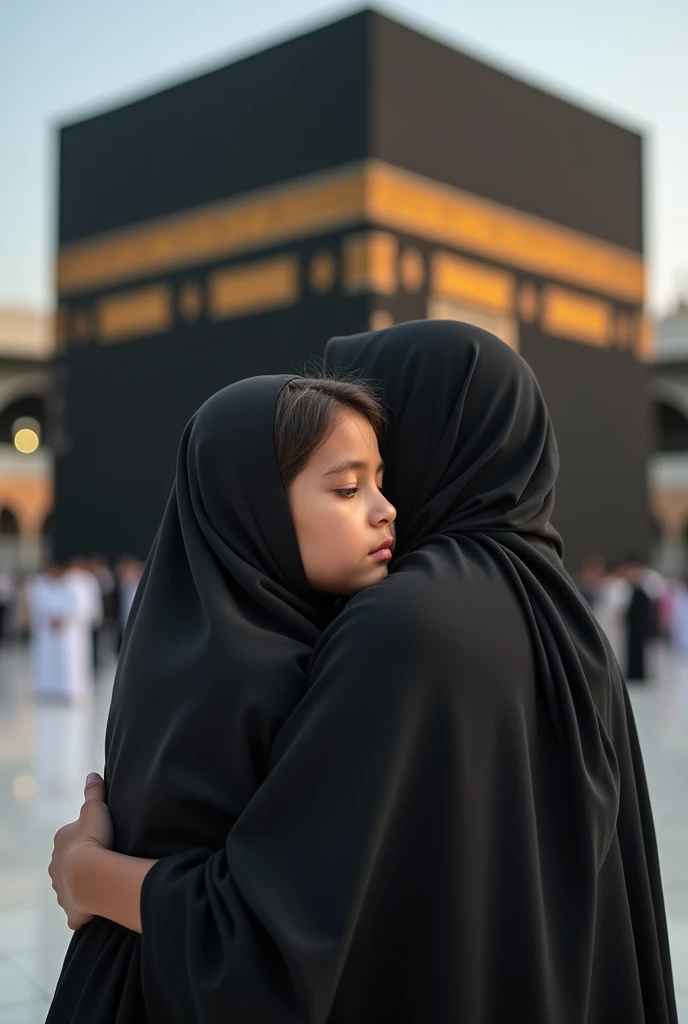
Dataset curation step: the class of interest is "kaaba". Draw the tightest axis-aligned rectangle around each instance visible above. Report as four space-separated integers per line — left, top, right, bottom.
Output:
53 9 651 570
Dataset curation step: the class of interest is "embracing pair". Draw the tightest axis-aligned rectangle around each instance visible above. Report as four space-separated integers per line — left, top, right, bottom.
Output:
47 321 677 1024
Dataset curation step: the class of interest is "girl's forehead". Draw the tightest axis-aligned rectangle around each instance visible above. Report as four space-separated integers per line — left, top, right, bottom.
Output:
302 413 381 477
322 413 379 456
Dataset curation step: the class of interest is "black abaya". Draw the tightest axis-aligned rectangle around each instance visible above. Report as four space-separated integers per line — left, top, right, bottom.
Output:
626 583 653 681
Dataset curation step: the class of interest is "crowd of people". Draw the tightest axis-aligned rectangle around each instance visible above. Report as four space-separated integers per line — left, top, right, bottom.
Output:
0 555 143 699
578 553 688 685
4 549 688 700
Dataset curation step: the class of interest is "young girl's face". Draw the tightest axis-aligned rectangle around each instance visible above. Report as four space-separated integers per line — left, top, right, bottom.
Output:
288 410 396 596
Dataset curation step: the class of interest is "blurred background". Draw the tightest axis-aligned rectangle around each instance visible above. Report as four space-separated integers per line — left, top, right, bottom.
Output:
0 1 687 1020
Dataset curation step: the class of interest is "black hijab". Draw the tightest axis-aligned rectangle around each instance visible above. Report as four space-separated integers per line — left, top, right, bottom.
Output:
49 329 677 1024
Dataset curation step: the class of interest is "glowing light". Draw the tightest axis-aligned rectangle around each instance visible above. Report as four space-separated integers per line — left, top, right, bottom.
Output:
14 428 40 454
12 775 37 802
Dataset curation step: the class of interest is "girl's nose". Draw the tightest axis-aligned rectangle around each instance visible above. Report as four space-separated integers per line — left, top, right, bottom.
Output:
376 498 396 525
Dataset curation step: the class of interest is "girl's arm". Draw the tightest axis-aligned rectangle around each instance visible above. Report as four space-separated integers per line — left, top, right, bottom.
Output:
69 845 156 934
49 774 157 934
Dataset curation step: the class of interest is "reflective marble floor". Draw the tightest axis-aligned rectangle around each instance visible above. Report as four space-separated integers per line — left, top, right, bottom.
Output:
0 642 687 1022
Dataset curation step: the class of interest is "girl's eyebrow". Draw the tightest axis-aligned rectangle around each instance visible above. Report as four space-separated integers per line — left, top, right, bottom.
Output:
322 459 385 477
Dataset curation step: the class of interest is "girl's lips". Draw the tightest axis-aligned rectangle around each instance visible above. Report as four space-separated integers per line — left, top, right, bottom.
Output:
369 538 394 560
370 547 393 561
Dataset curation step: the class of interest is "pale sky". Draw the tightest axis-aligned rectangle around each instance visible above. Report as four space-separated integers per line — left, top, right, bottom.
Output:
1 0 686 315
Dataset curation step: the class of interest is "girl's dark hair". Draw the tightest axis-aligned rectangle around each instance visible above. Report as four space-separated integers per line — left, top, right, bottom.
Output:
275 375 386 489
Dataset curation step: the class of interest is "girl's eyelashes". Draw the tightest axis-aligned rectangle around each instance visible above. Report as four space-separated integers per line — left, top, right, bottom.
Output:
335 479 385 498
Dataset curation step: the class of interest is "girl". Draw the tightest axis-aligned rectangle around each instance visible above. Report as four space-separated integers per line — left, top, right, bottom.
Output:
47 373 395 1022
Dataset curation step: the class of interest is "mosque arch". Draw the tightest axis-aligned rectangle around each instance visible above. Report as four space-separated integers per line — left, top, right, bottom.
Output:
0 372 50 415
0 506 21 536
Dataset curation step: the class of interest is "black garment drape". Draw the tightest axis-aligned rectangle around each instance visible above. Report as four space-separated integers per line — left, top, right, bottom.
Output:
47 375 332 1023
320 320 676 1022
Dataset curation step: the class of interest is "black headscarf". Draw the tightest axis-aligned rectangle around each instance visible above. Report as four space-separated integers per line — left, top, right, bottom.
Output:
336 318 565 557
49 328 677 1024
105 373 332 857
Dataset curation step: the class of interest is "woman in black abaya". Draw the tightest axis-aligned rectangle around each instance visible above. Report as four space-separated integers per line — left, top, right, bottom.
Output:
50 322 677 1023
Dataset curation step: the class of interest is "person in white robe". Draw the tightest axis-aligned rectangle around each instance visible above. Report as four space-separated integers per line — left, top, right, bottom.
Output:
26 564 93 700
67 559 104 674
592 565 631 666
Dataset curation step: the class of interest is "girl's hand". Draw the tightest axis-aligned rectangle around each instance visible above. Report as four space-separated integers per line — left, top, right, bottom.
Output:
48 773 114 929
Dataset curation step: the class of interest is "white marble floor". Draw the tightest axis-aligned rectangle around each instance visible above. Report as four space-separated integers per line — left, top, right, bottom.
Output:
0 643 687 1022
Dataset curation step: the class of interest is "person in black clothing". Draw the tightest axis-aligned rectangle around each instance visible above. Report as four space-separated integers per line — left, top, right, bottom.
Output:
625 557 655 682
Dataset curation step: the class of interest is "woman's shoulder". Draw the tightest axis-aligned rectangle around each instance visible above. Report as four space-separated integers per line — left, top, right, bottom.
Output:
319 541 532 678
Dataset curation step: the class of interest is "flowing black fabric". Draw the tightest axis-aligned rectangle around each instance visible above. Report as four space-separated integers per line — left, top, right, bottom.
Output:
321 320 677 1021
47 375 332 1023
138 321 674 1022
49 325 677 1024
